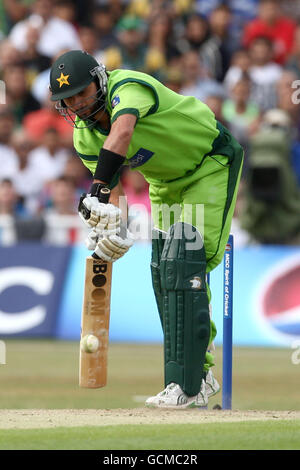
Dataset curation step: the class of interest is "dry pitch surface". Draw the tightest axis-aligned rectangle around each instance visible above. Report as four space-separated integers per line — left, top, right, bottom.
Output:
0 409 299 429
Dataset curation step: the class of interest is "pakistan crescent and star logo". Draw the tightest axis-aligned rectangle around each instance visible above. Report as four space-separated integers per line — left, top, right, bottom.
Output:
56 72 70 88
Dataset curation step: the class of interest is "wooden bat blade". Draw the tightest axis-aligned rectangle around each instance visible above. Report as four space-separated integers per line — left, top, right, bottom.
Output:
79 256 112 388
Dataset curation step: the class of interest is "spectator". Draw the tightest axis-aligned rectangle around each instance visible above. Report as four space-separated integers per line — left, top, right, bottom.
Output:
248 36 282 111
144 47 166 80
286 25 300 78
43 176 84 244
172 0 194 16
179 13 211 53
208 4 233 81
10 129 43 214
147 13 180 66
30 48 71 105
126 0 152 19
45 176 77 216
72 0 94 26
205 94 228 127
0 179 22 215
0 178 17 244
276 70 300 132
178 13 222 78
195 1 260 46
162 65 183 93
222 73 260 154
63 154 92 197
28 127 69 184
179 50 225 102
145 14 179 79
0 178 44 242
224 48 251 93
91 5 118 50
146 0 175 19
9 0 81 59
24 90 73 146
0 107 18 180
0 39 21 68
128 0 193 20
103 0 129 23
243 0 296 64
0 0 29 37
104 15 146 71
195 0 260 22
22 26 52 85
272 71 300 185
78 25 105 64
195 0 221 17
282 0 300 21
3 63 41 125
53 0 78 28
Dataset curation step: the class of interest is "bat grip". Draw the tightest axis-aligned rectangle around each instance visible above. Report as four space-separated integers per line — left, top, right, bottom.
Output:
92 187 111 260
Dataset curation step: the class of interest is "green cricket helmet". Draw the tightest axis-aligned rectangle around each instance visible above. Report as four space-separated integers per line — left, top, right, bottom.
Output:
49 50 108 128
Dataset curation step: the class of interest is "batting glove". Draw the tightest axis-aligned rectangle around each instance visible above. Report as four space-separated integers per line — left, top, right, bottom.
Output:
94 229 134 262
78 194 122 235
85 228 99 251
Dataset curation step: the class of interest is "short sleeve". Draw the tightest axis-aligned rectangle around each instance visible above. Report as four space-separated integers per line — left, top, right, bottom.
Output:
110 82 156 124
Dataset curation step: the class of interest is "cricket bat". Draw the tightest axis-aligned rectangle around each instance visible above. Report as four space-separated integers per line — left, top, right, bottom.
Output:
79 187 112 388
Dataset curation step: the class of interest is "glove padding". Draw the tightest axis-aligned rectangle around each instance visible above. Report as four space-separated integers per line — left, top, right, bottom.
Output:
79 195 121 235
85 229 99 251
85 228 134 262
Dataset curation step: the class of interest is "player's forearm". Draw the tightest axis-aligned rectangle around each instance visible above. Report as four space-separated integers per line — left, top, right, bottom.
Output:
93 114 136 185
102 128 132 156
109 181 125 208
93 133 130 184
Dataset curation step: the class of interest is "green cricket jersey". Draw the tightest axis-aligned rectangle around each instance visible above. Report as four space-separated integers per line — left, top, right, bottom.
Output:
74 69 233 185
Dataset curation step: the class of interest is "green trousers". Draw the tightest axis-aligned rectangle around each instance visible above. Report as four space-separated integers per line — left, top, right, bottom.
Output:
149 132 244 371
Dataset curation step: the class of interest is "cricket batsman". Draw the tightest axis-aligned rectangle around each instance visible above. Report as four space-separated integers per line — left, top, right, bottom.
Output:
49 50 243 408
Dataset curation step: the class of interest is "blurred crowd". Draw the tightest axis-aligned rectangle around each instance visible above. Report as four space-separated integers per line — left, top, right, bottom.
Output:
0 0 300 246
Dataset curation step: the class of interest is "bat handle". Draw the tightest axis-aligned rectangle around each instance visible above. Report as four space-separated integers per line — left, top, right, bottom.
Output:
92 187 111 260
98 187 110 204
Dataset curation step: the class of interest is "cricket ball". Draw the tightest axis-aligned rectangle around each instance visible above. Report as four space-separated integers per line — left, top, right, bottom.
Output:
80 334 99 353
